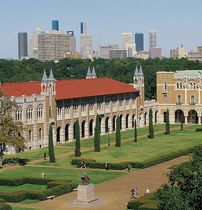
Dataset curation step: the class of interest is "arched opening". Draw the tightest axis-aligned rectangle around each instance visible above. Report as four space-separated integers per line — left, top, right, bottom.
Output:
120 114 123 130
163 112 167 123
56 126 61 142
155 111 158 124
38 128 42 140
28 130 32 141
65 124 69 141
175 109 184 123
81 121 86 138
105 116 109 133
144 113 147 125
89 119 94 136
112 116 116 131
188 110 198 124
132 114 135 127
126 114 129 128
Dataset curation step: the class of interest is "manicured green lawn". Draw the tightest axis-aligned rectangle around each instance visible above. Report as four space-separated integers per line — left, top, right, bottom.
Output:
12 207 39 210
73 128 202 164
0 184 46 193
5 146 72 161
0 166 124 184
35 125 201 167
61 124 180 148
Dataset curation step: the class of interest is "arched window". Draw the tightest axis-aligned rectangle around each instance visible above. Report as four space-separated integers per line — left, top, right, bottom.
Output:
38 128 42 140
15 107 22 121
163 82 167 91
37 104 43 122
28 130 32 141
26 106 33 124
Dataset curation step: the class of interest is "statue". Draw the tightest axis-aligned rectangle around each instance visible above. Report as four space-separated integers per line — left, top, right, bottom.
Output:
80 172 90 185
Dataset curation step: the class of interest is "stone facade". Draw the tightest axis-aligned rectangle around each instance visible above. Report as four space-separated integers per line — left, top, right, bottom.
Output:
3 67 146 153
156 70 202 125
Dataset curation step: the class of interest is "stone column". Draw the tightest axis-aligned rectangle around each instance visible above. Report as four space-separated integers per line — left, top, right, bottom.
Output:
60 106 65 143
184 115 188 124
101 117 105 134
33 96 38 149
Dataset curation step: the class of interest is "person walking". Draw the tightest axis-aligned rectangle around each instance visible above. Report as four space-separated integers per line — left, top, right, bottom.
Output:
43 152 47 160
105 161 109 170
127 164 132 173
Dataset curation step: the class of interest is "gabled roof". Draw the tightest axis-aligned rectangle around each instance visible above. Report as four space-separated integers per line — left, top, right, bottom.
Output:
0 78 138 100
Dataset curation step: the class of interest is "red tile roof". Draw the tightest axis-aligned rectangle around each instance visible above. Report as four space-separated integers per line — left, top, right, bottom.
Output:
0 78 138 100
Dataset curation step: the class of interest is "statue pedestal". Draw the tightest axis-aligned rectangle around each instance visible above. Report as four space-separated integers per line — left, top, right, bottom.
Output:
73 184 102 208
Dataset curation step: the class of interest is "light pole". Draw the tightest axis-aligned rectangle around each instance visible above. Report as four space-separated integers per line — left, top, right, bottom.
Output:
107 128 110 146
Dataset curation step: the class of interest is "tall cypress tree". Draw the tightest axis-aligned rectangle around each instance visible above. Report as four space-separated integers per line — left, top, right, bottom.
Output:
48 124 56 163
115 116 121 147
148 109 154 139
94 115 100 152
134 119 137 142
165 109 170 135
180 119 183 131
75 120 81 157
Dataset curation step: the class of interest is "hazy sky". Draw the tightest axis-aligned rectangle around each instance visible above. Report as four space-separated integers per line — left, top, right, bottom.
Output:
1 0 202 58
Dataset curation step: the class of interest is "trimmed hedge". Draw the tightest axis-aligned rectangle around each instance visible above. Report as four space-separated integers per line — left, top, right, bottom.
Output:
71 146 200 170
3 157 28 165
0 199 12 210
196 128 202 132
127 199 140 209
0 177 76 203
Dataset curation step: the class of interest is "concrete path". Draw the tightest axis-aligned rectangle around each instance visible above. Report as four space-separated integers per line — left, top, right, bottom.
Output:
10 155 190 210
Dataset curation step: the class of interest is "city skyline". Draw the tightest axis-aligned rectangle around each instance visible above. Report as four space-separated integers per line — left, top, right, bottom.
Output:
1 0 202 58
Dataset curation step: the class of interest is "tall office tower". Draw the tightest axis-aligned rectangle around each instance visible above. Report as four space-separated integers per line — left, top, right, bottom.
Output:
80 22 87 34
80 33 93 59
135 33 144 52
99 44 119 59
52 20 59 31
150 47 161 58
18 32 28 59
29 28 75 61
149 31 157 49
122 33 136 57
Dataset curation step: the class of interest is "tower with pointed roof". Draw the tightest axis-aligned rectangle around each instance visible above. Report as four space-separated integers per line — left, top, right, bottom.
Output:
86 66 97 79
86 66 92 79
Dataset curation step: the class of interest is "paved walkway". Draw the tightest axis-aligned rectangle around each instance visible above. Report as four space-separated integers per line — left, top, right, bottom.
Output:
10 155 190 210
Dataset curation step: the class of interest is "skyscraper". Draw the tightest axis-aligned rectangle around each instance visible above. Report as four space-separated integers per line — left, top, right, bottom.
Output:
18 32 28 59
122 33 136 57
149 31 157 49
80 22 87 34
29 28 75 61
52 20 59 31
135 33 144 52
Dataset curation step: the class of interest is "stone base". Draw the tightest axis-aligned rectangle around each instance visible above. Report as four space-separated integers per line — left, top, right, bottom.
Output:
72 184 103 208
73 198 103 208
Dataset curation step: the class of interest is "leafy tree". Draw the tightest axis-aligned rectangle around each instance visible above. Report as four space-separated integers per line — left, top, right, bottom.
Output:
148 109 154 139
0 95 25 165
115 116 121 147
48 124 56 163
74 120 81 157
165 109 170 135
157 146 202 210
94 115 100 152
134 119 137 142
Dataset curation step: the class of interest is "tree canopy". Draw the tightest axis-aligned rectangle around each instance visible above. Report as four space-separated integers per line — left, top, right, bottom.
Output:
0 95 25 158
1 57 202 99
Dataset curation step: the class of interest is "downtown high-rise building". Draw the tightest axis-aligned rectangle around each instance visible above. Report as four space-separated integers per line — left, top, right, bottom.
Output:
135 33 144 52
122 32 136 57
18 32 28 59
80 22 93 59
149 31 157 49
80 22 87 34
29 27 76 61
52 20 59 31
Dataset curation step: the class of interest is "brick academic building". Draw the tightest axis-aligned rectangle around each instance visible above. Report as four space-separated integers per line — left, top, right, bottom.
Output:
0 67 145 152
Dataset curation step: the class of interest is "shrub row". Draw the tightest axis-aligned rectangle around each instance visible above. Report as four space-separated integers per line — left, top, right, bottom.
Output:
71 146 199 170
0 177 54 186
0 199 12 210
127 199 139 210
0 182 76 202
71 158 144 170
2 157 29 165
195 128 202 132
